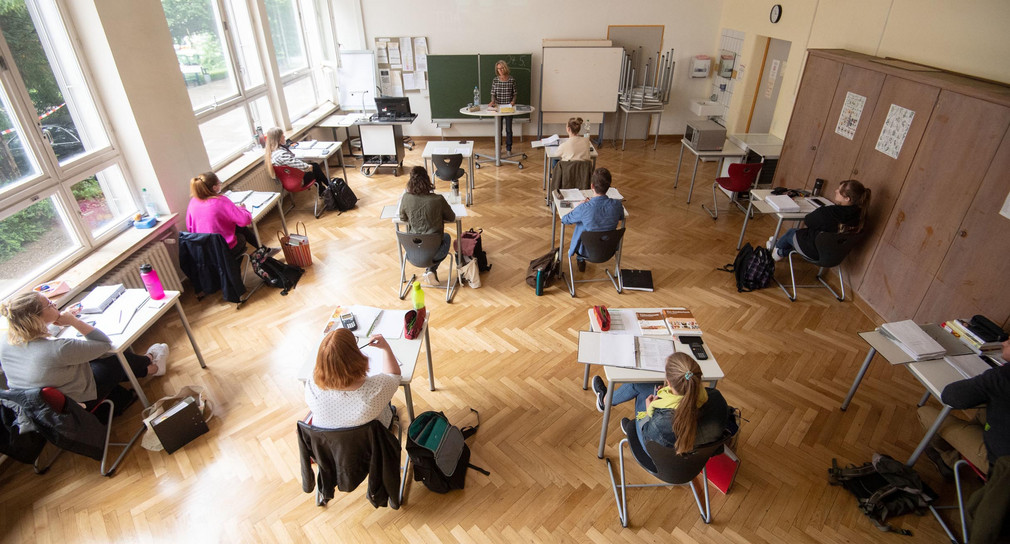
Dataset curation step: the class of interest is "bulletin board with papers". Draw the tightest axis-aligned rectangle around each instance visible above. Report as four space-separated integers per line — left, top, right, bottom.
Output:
374 36 429 96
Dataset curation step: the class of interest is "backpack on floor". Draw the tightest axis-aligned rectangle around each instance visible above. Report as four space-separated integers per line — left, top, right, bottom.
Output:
456 228 491 273
525 248 560 289
718 243 774 292
324 177 357 212
250 246 303 295
406 409 489 493
828 453 937 536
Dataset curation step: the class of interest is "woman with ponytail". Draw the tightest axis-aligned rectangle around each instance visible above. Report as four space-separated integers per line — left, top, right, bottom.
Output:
769 179 871 262
592 353 734 456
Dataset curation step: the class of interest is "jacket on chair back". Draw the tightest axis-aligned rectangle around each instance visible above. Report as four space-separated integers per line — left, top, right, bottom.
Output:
550 159 593 195
0 388 106 461
179 232 246 303
296 419 402 509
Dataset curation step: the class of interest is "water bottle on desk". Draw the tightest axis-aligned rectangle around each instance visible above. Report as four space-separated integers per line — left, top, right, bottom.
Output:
139 263 165 300
473 86 480 107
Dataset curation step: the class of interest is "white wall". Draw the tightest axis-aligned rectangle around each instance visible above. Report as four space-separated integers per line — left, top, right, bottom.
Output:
354 0 724 138
66 0 210 221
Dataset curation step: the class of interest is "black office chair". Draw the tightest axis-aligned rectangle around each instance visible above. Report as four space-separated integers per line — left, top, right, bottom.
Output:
432 154 465 200
296 410 406 508
566 228 625 297
395 230 458 303
774 230 862 302
606 422 731 527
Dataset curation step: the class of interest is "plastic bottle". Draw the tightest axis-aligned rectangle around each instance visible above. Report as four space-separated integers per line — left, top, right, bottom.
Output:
411 280 425 310
583 120 591 138
140 188 158 218
473 86 480 107
139 263 165 300
535 269 544 296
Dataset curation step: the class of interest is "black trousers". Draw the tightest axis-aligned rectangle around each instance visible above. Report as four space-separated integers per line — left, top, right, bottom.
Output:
302 163 329 189
501 116 513 151
87 351 150 408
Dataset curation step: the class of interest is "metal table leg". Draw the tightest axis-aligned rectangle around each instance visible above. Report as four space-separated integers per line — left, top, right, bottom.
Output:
737 198 756 249
175 300 207 369
841 348 876 410
908 406 951 466
686 156 701 203
674 145 686 188
598 380 619 458
117 352 149 408
424 323 435 391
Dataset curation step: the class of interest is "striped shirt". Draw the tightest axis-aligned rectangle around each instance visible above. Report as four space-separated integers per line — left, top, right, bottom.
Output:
491 76 516 106
271 145 312 172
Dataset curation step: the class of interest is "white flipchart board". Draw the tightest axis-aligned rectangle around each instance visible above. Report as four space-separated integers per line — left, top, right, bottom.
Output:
541 46 624 113
338 50 377 111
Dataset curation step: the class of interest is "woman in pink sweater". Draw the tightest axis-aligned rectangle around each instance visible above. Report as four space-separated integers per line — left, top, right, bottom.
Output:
185 172 255 259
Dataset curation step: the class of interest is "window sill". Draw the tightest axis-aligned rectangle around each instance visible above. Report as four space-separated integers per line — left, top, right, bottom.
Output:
216 102 339 187
50 214 179 306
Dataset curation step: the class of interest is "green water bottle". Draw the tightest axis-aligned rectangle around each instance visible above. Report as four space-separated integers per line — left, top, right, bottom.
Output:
411 281 425 310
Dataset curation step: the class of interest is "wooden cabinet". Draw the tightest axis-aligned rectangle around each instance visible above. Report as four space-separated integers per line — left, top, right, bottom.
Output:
775 49 1010 324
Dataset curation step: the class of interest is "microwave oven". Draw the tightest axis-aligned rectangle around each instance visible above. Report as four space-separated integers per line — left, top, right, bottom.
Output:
684 119 727 151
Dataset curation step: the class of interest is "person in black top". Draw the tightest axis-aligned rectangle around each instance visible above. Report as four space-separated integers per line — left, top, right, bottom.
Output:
768 179 870 261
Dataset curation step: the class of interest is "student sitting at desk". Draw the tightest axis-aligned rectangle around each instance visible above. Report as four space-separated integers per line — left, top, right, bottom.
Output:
557 117 592 161
591 353 734 457
561 167 623 272
305 329 400 429
185 172 257 260
0 292 168 410
489 60 517 154
265 127 330 192
918 338 1010 544
399 166 455 285
767 179 871 262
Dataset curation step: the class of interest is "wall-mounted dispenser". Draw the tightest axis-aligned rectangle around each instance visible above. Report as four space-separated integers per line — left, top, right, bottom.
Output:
691 55 711 78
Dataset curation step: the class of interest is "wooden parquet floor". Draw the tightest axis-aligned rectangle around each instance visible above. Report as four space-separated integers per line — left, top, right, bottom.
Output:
0 137 965 543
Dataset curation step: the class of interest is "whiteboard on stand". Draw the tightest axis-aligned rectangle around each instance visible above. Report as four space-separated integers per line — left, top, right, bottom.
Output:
541 46 624 112
338 50 377 111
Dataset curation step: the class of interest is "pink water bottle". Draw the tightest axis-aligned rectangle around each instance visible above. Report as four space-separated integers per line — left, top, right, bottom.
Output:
139 263 165 300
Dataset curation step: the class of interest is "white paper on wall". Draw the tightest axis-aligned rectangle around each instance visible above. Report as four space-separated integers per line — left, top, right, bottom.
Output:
375 38 389 64
835 92 866 140
387 42 401 68
764 59 780 99
414 37 428 72
390 70 404 97
399 37 414 72
875 104 915 159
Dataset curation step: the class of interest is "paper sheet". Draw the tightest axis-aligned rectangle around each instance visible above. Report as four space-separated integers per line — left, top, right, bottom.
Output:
835 91 866 140
875 104 915 159
637 337 675 372
372 309 407 339
599 334 636 368
413 37 428 71
362 345 402 375
560 188 583 201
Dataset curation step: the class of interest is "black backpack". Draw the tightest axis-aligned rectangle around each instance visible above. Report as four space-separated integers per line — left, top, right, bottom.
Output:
718 243 774 292
406 409 489 494
828 454 937 536
323 177 357 212
249 246 303 295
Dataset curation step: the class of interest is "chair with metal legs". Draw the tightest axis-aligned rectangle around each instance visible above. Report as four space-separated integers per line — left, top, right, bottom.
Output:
701 162 761 219
774 230 861 302
395 230 458 303
606 424 731 527
566 228 625 297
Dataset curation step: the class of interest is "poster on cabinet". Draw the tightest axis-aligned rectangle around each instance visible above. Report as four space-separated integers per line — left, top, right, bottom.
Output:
875 104 915 159
835 91 866 140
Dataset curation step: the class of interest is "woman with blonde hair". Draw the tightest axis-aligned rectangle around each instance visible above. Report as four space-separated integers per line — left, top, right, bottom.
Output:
185 171 256 259
264 127 329 190
488 60 517 154
592 353 733 456
305 328 400 429
0 292 168 409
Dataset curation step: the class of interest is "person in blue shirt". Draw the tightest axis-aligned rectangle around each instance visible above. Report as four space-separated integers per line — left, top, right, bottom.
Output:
561 167 623 272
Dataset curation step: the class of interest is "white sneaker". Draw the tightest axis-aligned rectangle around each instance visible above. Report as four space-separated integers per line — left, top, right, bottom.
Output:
765 236 775 252
422 270 442 287
772 248 784 262
146 343 169 377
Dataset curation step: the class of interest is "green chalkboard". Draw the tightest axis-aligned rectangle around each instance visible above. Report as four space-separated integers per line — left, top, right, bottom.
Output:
428 55 479 121
428 53 532 121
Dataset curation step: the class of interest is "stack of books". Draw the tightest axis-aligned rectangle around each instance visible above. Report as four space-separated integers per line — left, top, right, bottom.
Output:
765 194 800 212
879 320 946 360
942 319 1003 353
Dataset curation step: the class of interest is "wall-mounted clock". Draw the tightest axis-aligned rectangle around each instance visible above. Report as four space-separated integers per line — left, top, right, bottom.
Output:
770 4 783 23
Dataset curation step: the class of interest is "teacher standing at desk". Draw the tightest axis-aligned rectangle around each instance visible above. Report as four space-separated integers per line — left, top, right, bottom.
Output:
489 60 517 155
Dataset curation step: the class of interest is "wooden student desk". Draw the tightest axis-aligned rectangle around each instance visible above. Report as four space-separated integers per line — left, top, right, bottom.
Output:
841 324 975 466
674 139 746 204
421 140 476 207
58 290 206 408
579 307 725 458
297 307 435 422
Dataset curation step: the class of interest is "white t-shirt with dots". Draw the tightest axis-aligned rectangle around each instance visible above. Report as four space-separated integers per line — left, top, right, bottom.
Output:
305 373 400 429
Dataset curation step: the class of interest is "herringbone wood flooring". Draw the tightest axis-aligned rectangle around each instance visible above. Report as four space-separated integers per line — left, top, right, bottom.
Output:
0 137 964 543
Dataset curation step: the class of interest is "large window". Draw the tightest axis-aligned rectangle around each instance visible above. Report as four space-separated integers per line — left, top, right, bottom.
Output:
0 0 136 296
162 0 336 168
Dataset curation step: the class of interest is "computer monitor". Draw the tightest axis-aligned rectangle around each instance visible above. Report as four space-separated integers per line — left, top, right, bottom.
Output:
374 96 411 118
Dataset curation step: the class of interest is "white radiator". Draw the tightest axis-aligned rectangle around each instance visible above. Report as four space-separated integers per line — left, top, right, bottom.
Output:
99 240 184 292
228 163 278 192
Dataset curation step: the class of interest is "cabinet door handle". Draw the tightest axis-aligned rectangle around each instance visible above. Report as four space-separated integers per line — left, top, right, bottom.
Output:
959 230 968 238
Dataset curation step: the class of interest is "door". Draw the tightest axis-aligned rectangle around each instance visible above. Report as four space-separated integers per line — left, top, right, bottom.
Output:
747 38 790 133
915 128 1010 324
771 54 842 188
858 91 1010 321
845 75 940 291
804 64 886 193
